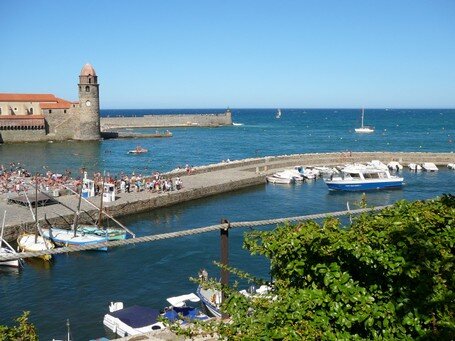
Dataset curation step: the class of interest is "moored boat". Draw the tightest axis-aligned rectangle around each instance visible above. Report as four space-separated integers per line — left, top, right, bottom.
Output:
266 175 295 184
387 161 403 171
408 163 422 171
324 165 404 191
103 293 209 338
42 228 109 251
78 225 126 241
421 162 438 172
1 211 22 268
17 233 55 261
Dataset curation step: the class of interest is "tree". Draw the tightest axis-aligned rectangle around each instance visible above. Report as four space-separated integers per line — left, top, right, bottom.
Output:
0 312 38 341
188 195 455 340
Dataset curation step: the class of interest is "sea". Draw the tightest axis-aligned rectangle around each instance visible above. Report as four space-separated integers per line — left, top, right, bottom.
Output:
1 109 454 340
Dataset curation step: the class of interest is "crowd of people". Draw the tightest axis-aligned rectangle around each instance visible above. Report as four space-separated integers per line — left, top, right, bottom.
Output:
97 172 183 194
0 163 184 197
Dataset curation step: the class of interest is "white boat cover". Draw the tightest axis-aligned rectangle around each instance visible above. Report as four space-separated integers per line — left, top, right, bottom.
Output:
167 293 200 307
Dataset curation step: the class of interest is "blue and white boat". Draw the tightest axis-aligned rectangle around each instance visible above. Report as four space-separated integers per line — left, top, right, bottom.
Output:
103 293 209 338
324 165 404 191
42 228 109 251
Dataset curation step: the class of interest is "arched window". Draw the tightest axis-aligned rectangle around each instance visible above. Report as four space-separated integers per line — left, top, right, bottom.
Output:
85 85 90 92
89 77 92 84
30 108 34 114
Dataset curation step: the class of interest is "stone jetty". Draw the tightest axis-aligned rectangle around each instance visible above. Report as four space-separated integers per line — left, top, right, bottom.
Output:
1 151 454 242
101 110 232 130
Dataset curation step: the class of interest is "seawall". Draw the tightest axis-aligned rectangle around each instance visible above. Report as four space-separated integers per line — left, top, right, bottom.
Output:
101 111 232 130
1 151 454 242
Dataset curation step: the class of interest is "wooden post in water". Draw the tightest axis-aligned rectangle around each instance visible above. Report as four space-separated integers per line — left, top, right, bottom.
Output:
220 218 230 319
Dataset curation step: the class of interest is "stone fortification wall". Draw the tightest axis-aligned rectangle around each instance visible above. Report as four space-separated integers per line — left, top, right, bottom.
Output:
0 129 47 143
44 109 78 140
101 112 232 130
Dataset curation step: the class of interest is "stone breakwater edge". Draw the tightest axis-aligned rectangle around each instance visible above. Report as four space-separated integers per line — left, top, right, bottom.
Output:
2 151 454 243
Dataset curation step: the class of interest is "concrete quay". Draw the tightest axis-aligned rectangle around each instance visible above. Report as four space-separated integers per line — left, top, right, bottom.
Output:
1 151 454 242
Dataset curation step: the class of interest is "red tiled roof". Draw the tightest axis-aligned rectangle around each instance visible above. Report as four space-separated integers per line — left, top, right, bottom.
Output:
0 93 75 109
0 93 59 102
40 101 72 109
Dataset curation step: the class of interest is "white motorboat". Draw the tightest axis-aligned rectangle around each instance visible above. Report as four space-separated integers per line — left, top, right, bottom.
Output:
354 108 374 133
387 161 403 171
103 303 165 337
367 160 388 171
295 166 319 180
197 284 271 318
275 169 304 181
266 175 295 184
104 293 209 338
324 164 404 191
448 163 455 170
313 166 338 178
421 162 438 172
408 163 422 171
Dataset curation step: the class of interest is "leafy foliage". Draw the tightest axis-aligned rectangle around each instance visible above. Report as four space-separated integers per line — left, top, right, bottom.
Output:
192 195 455 340
0 312 38 341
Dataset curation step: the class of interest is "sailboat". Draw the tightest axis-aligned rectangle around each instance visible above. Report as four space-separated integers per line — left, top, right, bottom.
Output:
1 211 22 268
78 175 126 241
42 184 109 251
275 109 282 119
355 108 374 133
17 177 55 261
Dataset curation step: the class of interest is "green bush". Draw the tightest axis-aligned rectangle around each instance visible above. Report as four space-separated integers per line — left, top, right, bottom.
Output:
194 195 455 340
0 312 38 341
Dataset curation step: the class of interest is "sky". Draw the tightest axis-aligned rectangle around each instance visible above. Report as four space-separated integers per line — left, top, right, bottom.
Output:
0 1 454 109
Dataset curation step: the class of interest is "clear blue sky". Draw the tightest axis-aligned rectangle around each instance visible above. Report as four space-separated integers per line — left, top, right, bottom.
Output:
1 1 454 109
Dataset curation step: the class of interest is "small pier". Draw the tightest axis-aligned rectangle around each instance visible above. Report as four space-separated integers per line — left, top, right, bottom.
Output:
1 151 454 242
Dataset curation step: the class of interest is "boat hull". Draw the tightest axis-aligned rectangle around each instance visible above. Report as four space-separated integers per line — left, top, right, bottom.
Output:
17 234 54 261
42 228 109 251
325 179 404 191
78 225 126 241
0 249 20 268
196 286 222 318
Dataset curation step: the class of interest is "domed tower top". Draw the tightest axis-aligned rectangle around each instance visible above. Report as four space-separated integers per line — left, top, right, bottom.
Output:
79 63 98 85
80 63 97 76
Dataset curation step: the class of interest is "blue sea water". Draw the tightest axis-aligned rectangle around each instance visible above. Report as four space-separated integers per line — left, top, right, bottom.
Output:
1 108 454 340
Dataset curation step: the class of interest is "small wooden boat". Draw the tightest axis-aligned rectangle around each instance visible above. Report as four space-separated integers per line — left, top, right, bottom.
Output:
17 233 54 261
42 228 109 251
78 225 126 241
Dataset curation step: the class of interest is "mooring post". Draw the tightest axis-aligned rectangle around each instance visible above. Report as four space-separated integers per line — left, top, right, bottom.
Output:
220 218 230 319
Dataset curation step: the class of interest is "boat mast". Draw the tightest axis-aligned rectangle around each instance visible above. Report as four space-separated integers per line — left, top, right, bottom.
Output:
361 108 364 128
97 171 105 227
34 174 39 243
72 184 83 237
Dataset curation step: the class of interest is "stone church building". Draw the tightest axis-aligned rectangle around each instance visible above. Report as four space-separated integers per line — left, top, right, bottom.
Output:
0 63 101 143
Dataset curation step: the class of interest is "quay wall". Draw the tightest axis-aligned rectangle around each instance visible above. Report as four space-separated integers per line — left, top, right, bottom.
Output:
3 151 454 242
101 112 232 129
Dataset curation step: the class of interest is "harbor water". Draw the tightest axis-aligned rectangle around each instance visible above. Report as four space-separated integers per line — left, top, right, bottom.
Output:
1 109 454 340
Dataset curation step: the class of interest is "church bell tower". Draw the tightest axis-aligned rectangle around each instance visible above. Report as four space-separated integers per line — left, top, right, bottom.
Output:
76 63 100 140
